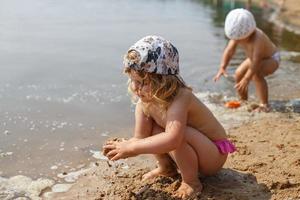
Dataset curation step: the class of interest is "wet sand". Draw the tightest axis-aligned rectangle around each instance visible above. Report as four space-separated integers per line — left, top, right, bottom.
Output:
272 0 300 33
249 0 300 34
47 112 300 200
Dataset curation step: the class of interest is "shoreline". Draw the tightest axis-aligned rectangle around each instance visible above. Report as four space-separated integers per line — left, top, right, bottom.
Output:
270 0 300 35
247 0 300 35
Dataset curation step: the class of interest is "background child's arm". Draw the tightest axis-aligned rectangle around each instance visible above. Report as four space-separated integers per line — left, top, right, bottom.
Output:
243 43 263 81
234 40 263 92
214 40 237 81
220 40 238 69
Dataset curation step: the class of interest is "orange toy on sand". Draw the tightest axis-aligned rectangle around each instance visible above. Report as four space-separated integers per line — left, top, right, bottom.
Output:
225 100 241 109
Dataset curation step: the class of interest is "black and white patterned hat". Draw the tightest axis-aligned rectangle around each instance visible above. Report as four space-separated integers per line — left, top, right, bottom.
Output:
124 35 180 75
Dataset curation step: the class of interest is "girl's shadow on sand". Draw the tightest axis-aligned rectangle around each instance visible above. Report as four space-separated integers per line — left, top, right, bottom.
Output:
200 168 271 200
133 168 271 200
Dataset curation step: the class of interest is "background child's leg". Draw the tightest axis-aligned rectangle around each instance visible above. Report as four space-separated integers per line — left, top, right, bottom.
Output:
142 122 177 180
235 58 251 100
252 58 278 106
252 73 268 105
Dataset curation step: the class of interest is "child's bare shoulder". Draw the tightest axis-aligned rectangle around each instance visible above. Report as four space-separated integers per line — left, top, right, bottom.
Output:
168 88 193 109
176 88 206 107
177 88 193 101
251 29 276 55
253 29 269 43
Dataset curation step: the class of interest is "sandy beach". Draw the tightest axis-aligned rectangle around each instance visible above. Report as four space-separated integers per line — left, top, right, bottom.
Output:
272 0 300 33
44 1 300 200
249 0 300 34
47 112 300 200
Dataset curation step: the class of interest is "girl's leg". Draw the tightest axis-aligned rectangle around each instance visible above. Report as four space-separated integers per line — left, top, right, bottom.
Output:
184 127 227 175
142 122 178 180
170 138 202 199
235 58 251 100
170 127 227 199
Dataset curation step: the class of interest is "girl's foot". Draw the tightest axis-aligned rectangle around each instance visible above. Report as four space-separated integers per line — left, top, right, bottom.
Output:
174 181 203 199
142 166 178 180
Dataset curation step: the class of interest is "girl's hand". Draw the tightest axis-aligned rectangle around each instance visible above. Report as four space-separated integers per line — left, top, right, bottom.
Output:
213 68 228 82
234 78 249 93
102 138 123 156
103 139 137 161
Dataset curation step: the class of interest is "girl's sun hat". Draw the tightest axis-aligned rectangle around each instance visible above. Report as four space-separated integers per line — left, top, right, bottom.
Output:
123 35 180 75
123 35 186 84
224 8 256 40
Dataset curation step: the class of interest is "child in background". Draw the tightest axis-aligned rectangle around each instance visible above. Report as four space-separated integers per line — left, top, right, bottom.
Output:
214 8 279 112
103 36 235 199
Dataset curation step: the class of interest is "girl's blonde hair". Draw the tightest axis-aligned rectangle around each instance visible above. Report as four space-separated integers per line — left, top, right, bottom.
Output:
124 50 191 115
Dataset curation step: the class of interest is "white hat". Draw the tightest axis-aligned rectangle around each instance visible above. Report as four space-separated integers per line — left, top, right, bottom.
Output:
224 8 256 40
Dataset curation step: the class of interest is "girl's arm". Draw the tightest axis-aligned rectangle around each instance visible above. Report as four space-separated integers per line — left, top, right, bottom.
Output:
131 101 153 140
130 90 190 155
104 90 191 160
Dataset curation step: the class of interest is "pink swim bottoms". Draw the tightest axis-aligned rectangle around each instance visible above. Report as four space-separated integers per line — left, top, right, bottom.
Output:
213 139 236 154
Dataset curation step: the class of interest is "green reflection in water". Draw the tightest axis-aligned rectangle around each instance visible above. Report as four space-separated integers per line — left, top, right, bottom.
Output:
193 0 300 53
